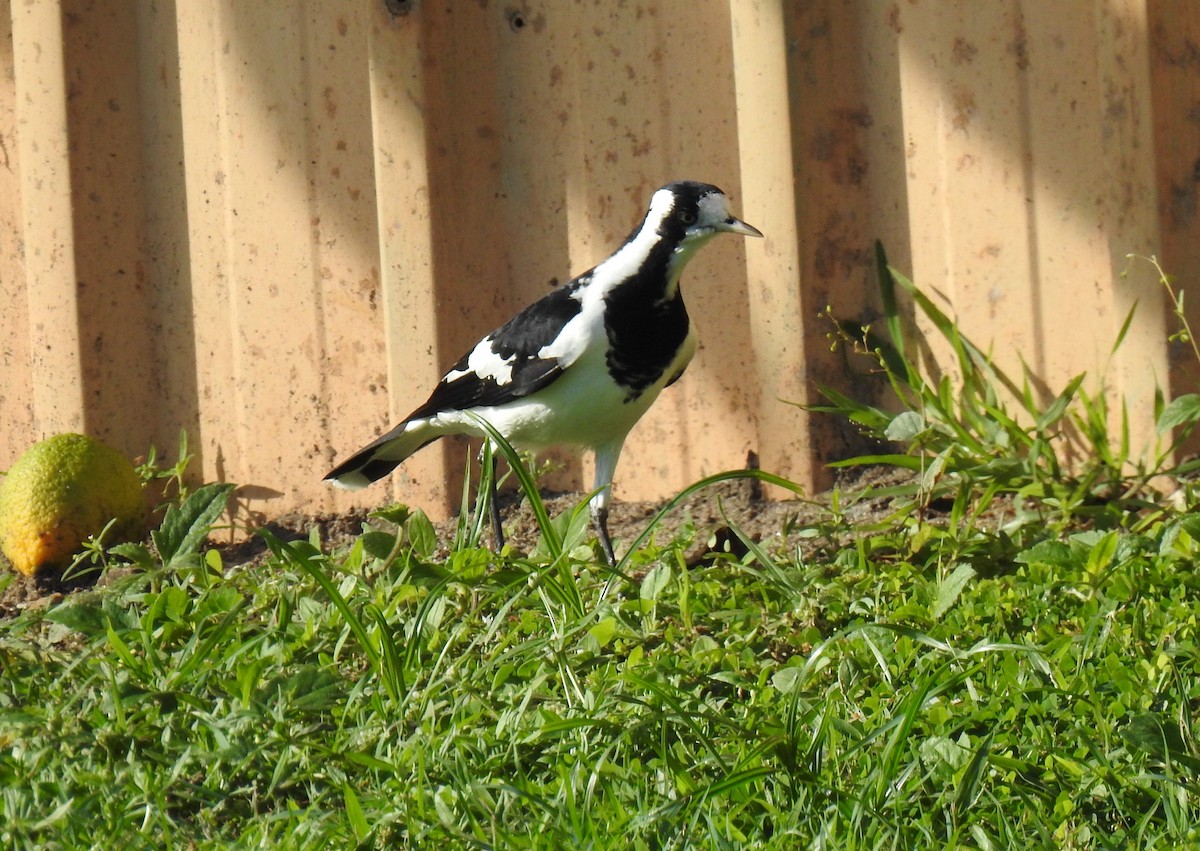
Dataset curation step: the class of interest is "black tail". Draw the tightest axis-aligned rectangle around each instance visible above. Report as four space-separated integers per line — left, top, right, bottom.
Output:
324 419 442 490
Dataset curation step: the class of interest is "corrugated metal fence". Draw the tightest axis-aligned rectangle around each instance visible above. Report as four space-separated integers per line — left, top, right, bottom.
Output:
2 0 1197 522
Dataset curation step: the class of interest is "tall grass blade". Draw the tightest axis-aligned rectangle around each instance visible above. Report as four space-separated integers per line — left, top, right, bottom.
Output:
953 733 993 820
466 413 561 560
616 469 805 573
1036 373 1086 432
1111 301 1138 357
343 783 369 843
876 240 905 357
263 529 402 704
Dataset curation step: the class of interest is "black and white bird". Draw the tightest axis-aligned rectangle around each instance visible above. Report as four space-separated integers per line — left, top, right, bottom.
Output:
325 180 762 564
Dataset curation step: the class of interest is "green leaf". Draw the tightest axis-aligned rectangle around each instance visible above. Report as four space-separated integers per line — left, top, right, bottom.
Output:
369 503 411 525
885 410 927 442
1177 513 1200 543
45 600 106 635
932 564 976 619
588 616 617 649
343 783 369 843
953 733 993 814
639 563 671 603
809 384 895 431
151 482 235 566
107 542 156 570
1110 300 1138 355
771 665 804 695
827 453 927 470
876 240 905 355
433 786 457 828
1120 711 1200 770
1157 393 1200 432
1085 530 1119 575
559 501 593 553
1015 540 1076 569
1037 373 1086 431
31 798 75 832
406 509 438 558
104 619 141 674
361 530 398 560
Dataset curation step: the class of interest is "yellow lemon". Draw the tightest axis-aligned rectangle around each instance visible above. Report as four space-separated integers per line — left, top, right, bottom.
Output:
0 433 145 578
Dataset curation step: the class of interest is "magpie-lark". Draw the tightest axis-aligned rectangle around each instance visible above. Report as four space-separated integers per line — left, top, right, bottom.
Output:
325 180 762 565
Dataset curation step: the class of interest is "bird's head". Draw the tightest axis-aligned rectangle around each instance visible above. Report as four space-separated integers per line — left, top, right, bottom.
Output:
596 180 763 296
649 181 764 248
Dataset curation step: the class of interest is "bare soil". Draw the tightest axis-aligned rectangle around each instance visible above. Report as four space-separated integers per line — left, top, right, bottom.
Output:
0 466 912 617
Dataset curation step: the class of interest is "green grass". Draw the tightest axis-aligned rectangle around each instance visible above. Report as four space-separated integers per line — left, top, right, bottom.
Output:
2 469 1200 848
4 255 1200 848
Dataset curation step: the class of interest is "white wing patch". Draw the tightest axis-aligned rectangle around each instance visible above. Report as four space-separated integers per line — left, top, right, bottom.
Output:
443 337 517 387
534 309 594 366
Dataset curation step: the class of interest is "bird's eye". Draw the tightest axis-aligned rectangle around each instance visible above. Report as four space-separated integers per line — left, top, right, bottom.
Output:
678 210 698 225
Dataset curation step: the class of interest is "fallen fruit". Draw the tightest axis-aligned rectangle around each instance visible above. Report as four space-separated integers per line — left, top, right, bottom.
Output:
0 433 145 578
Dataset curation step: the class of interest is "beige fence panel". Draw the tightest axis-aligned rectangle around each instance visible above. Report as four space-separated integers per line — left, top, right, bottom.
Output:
2 1 1198 527
1 3 34 450
1151 0 1200 409
896 2 1167 454
173 1 390 523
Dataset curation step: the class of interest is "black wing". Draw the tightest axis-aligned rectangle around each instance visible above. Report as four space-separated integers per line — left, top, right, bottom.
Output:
406 281 585 420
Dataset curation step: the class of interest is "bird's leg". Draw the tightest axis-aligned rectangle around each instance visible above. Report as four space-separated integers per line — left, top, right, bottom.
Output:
480 442 505 553
590 439 625 567
590 500 616 567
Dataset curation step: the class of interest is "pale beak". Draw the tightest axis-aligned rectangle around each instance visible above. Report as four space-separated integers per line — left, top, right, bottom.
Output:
718 216 764 238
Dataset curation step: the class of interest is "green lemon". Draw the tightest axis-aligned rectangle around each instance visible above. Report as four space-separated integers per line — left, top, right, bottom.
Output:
0 433 145 578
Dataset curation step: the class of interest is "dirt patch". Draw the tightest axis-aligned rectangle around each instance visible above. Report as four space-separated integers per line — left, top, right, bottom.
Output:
496 463 912 565
0 466 913 616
